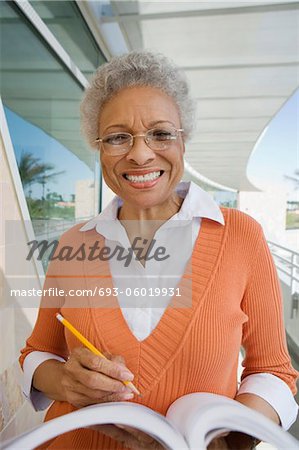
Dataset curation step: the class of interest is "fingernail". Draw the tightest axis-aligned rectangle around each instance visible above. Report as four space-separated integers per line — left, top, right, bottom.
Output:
119 385 130 393
122 393 134 400
121 371 134 381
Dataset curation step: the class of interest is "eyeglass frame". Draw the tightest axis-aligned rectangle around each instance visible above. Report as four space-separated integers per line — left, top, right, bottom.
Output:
94 127 184 155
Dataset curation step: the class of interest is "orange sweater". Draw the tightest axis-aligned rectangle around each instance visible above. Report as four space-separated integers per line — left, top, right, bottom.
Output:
20 208 298 449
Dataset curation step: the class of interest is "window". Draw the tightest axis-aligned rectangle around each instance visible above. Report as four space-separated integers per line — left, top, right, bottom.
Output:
28 0 106 77
0 1 102 256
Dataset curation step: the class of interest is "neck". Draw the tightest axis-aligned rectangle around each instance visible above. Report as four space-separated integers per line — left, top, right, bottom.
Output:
118 192 183 222
118 192 184 268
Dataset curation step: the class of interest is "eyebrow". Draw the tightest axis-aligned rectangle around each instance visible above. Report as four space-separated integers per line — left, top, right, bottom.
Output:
103 120 176 134
148 120 176 127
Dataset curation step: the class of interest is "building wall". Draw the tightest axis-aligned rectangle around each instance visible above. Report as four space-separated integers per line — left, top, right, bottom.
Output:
238 189 288 244
0 133 44 438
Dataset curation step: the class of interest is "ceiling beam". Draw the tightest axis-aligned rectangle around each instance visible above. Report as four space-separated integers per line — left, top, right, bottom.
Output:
75 0 112 60
2 63 298 73
194 95 286 101
102 2 299 23
182 61 299 71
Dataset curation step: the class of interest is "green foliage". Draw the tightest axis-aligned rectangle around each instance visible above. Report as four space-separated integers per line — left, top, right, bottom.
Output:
17 150 73 221
286 211 299 229
18 150 64 189
26 197 74 220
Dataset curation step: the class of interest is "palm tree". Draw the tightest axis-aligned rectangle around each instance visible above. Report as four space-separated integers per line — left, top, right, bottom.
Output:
18 151 65 192
284 169 299 190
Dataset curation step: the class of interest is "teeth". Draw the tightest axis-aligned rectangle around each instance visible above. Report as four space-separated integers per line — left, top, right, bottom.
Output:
125 171 161 183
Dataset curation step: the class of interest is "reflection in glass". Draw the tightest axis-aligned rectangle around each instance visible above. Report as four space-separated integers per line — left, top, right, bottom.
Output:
28 0 106 77
0 1 101 268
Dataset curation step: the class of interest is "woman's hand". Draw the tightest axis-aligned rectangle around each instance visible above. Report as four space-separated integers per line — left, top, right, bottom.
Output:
207 437 229 449
207 432 259 449
33 348 135 408
60 348 135 408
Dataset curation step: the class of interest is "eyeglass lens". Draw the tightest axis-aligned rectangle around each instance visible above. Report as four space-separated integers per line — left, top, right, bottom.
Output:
101 128 179 154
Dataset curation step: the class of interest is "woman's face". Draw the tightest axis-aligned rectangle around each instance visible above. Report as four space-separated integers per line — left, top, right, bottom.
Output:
98 86 185 210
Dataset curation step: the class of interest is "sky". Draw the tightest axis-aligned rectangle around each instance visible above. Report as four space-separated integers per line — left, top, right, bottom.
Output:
247 89 298 202
5 107 94 201
5 88 299 202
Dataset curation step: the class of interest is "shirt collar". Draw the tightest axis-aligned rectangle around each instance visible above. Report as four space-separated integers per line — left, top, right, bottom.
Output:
173 181 224 224
79 181 224 235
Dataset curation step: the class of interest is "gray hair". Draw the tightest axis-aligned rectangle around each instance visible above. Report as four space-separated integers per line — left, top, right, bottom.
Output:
80 51 195 149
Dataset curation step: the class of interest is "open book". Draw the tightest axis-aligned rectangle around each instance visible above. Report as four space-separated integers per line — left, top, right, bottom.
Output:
2 393 299 449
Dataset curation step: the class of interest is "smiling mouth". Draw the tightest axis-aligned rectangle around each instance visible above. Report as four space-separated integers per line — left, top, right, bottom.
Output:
122 170 164 183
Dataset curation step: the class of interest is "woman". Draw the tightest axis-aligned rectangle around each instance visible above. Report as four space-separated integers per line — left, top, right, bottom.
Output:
20 51 298 449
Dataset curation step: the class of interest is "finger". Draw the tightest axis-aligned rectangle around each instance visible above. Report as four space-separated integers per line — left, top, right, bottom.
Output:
91 424 129 441
64 359 125 393
92 424 143 449
70 389 134 407
102 391 135 402
116 426 154 444
75 348 133 382
207 437 228 450
96 357 133 382
110 355 126 366
96 425 163 450
75 367 132 393
72 382 129 399
67 392 105 408
73 382 134 401
97 352 125 367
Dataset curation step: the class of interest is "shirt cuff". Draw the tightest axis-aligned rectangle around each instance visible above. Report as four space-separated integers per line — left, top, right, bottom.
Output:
238 373 298 430
23 351 66 411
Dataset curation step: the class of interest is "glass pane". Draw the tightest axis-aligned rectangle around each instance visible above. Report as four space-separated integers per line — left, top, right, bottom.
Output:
0 1 100 268
28 0 106 77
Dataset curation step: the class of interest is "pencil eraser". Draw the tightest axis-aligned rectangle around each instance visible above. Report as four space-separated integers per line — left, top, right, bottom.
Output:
56 313 63 322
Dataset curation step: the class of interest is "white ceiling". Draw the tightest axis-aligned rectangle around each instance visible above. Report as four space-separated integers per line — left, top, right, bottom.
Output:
91 0 299 191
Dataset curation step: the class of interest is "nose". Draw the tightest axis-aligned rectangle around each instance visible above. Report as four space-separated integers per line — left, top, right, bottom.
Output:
125 136 156 165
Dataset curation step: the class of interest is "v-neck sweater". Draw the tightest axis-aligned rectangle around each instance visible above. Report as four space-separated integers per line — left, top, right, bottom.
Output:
20 207 298 449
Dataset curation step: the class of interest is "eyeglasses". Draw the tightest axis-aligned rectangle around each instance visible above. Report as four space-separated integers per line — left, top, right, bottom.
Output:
95 127 184 156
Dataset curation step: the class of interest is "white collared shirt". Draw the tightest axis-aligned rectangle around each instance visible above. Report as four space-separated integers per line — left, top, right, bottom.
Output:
80 181 224 340
23 181 298 429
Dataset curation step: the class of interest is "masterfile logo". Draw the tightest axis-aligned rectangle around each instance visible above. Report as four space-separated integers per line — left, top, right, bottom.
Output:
26 237 170 267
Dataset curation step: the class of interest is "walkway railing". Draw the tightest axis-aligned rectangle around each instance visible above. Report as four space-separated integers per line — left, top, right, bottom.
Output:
31 217 91 241
268 240 299 358
268 240 299 295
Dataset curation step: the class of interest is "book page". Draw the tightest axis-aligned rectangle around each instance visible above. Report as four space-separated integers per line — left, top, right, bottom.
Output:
2 402 188 450
166 393 299 449
166 393 226 448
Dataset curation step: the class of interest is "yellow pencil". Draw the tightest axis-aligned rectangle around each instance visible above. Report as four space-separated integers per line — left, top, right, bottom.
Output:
56 313 141 396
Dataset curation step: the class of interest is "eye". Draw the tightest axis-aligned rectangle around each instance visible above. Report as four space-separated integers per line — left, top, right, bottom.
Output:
103 133 131 145
149 129 176 141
